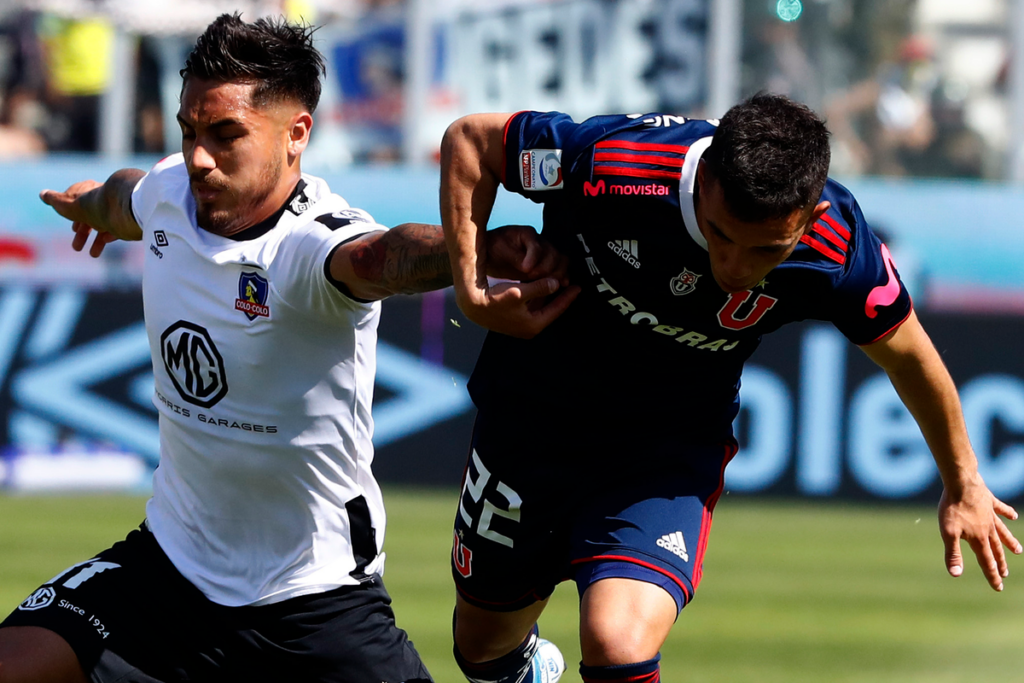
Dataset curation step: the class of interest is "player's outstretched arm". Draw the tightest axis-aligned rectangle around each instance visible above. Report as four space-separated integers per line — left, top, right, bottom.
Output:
329 223 569 302
40 169 145 258
439 114 578 338
861 310 1022 591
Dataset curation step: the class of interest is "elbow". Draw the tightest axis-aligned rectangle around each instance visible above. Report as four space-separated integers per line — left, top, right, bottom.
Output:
441 115 482 168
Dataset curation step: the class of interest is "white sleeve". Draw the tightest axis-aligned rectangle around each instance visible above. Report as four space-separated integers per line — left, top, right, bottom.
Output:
274 208 388 317
130 154 187 232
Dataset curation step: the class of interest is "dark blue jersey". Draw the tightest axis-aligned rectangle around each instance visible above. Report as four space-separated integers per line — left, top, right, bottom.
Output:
468 111 912 444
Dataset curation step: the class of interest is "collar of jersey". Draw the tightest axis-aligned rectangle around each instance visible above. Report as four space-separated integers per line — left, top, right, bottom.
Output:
678 136 712 252
221 179 308 242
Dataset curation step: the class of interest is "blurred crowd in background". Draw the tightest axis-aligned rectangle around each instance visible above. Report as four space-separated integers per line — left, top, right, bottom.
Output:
0 0 1014 179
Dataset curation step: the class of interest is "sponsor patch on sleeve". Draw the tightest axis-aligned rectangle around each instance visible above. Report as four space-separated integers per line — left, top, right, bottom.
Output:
519 149 563 191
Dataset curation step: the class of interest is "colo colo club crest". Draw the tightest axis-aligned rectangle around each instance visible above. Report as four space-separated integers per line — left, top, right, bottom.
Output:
670 268 700 296
236 271 270 320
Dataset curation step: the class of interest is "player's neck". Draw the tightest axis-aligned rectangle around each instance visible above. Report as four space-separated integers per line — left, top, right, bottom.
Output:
220 169 303 237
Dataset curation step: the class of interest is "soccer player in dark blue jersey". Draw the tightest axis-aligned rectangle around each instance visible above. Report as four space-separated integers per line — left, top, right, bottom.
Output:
439 94 1020 683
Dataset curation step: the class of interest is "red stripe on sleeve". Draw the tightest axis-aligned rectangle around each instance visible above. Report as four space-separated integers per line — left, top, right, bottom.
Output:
820 212 852 241
593 166 681 181
800 234 847 265
812 222 849 251
595 139 690 154
593 151 684 168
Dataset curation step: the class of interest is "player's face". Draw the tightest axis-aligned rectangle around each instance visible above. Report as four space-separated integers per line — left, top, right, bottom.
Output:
696 163 827 293
177 78 312 235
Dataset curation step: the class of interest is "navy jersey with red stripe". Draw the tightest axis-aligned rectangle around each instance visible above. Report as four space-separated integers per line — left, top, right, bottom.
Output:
468 111 912 448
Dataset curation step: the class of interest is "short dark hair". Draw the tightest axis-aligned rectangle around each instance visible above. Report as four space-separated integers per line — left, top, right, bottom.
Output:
182 13 326 113
703 93 830 222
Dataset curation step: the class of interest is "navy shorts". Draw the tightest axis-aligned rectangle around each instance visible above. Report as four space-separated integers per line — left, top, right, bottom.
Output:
2 524 432 683
451 412 737 614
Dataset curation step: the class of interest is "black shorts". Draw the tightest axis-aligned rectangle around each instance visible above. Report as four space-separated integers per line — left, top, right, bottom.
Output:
451 411 737 613
2 524 432 683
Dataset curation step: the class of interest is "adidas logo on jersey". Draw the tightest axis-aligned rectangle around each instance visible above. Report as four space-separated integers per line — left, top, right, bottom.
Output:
608 240 640 269
657 531 689 562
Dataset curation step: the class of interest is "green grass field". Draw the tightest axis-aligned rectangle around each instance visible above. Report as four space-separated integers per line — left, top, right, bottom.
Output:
1 490 1022 682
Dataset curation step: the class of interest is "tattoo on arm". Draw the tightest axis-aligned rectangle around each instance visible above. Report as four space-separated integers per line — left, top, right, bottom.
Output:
349 223 453 295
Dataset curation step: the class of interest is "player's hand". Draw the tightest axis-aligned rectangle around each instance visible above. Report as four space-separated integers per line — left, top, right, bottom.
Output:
459 278 580 339
939 477 1021 591
40 181 117 258
485 225 569 285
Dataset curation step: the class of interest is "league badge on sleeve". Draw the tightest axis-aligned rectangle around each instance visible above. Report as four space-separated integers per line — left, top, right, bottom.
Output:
520 149 563 191
235 271 270 320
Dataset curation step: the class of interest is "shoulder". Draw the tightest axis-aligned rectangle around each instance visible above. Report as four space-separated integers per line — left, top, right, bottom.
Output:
288 176 382 238
510 111 716 160
783 178 868 273
281 190 385 254
132 153 190 227
145 153 189 184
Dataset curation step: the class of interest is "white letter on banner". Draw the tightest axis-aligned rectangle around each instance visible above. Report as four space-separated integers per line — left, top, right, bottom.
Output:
961 375 1024 500
727 365 792 491
797 325 846 495
849 374 935 497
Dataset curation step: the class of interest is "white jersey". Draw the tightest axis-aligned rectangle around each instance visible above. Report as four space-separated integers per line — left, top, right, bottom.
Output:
133 154 389 607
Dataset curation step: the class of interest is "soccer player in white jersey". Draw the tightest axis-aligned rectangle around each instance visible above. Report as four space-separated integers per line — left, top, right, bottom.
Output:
0 14 569 683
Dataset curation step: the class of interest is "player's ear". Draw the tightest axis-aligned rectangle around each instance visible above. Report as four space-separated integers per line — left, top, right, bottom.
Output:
287 111 313 158
804 200 831 233
810 201 830 222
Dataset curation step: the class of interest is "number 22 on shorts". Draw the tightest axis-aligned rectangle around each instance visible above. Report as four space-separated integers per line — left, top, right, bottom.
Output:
458 449 522 548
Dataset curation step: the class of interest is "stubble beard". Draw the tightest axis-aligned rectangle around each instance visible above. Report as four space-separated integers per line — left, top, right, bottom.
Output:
194 154 283 236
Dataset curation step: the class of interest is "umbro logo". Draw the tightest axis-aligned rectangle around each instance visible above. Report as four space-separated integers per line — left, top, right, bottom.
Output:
150 230 168 259
607 239 640 269
656 531 689 562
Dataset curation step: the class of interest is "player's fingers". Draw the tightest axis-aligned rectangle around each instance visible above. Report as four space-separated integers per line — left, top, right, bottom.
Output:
996 517 1022 555
40 189 76 218
527 243 568 283
990 531 1009 578
89 232 113 258
529 285 581 325
517 234 539 275
968 536 1003 591
944 534 964 578
513 277 561 302
995 499 1019 521
71 222 92 252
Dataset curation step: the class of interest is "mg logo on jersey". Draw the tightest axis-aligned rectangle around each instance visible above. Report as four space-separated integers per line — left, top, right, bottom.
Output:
18 586 56 611
717 291 778 330
669 268 700 296
608 240 640 268
160 321 228 408
236 272 270 320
